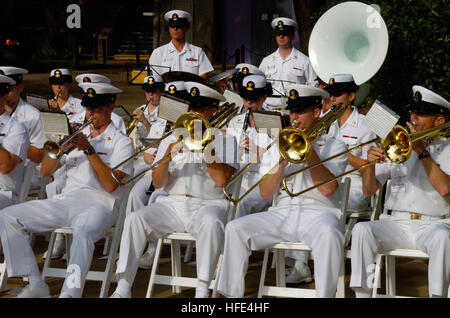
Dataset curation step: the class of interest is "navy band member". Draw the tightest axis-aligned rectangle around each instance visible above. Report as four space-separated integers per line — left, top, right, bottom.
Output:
351 85 450 298
110 82 238 298
0 82 134 298
148 10 214 79
232 63 265 92
0 66 46 163
217 84 348 298
227 74 273 218
0 75 29 209
326 74 377 211
259 17 317 112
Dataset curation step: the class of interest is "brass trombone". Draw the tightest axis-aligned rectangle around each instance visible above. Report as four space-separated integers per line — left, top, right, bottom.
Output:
222 102 351 205
282 122 450 197
111 103 239 186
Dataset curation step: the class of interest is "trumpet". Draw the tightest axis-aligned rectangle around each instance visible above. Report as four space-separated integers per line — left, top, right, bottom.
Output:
282 122 450 197
126 102 149 136
43 119 94 160
222 102 351 205
111 104 239 186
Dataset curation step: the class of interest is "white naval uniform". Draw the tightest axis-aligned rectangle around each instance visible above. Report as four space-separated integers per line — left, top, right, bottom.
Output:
217 133 348 298
259 48 317 111
126 105 167 216
0 122 134 298
0 111 29 209
148 41 214 76
328 107 377 211
60 95 85 124
115 130 238 286
226 113 273 218
350 138 450 298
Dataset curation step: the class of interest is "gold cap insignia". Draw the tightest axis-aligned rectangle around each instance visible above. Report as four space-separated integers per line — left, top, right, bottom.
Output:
277 21 284 29
148 77 154 84
87 88 95 98
172 14 178 21
190 87 199 97
54 70 62 78
289 89 298 100
246 81 254 91
414 91 422 103
83 76 91 82
328 77 335 86
242 67 249 75
168 85 176 94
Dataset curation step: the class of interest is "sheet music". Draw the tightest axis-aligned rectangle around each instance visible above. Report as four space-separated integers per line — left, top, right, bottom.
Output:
253 110 284 138
158 95 189 123
26 93 49 111
40 112 70 136
363 100 400 139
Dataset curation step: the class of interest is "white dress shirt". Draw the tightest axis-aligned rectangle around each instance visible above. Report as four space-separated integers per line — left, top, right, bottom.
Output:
11 98 46 149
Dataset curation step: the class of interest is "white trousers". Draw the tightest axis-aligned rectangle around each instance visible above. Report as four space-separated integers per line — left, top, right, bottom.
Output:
347 187 370 212
115 196 228 286
235 178 272 219
0 190 13 210
125 173 152 216
0 197 115 298
217 206 344 298
350 215 450 297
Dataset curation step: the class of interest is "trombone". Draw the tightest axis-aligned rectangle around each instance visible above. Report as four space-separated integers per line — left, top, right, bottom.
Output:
222 102 351 205
43 119 94 160
111 103 239 186
282 122 450 197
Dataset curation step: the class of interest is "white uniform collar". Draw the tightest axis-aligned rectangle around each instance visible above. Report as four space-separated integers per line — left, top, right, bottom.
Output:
168 40 190 54
0 109 11 122
61 95 77 114
275 47 296 61
89 120 117 142
342 106 359 128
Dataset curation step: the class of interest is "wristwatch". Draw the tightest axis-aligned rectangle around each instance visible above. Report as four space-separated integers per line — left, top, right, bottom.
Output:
418 149 430 160
83 146 96 156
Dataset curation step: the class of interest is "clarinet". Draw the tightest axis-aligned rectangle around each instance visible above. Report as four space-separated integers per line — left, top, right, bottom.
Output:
240 108 251 153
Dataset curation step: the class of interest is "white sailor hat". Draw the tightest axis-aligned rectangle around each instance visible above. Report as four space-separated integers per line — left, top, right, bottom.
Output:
0 75 16 95
324 73 359 95
0 66 29 84
271 17 298 34
75 73 111 84
78 82 123 109
239 75 272 101
49 68 73 84
407 85 450 116
235 63 264 76
184 81 226 109
164 10 192 27
285 84 329 111
165 81 189 99
142 74 164 92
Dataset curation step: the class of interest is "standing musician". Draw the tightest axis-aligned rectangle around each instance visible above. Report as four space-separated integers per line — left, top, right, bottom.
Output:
110 82 238 298
148 10 214 79
217 84 348 298
0 82 134 298
226 74 273 218
259 17 317 112
350 85 450 298
326 74 377 211
0 67 46 163
0 75 29 209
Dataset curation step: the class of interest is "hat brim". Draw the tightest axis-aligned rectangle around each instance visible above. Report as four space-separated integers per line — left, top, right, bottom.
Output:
169 20 189 28
407 101 449 116
238 86 271 101
143 83 164 92
49 76 73 85
81 94 116 109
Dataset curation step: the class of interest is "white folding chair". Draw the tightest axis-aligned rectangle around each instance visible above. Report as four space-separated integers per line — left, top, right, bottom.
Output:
146 171 242 298
41 184 132 298
257 177 351 298
371 249 431 298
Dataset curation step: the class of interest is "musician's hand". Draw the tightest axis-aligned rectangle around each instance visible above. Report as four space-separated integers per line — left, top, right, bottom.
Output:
133 108 149 125
367 146 387 163
69 133 91 151
143 150 157 165
48 98 59 110
240 136 258 153
167 141 183 160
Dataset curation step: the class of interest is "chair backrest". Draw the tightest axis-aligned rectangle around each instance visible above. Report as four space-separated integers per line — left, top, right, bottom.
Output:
340 177 352 231
17 160 37 203
370 182 387 221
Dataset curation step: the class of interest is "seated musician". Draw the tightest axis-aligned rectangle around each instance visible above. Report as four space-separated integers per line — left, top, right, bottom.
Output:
0 82 134 298
110 82 238 298
350 85 450 298
0 75 29 209
216 84 348 298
